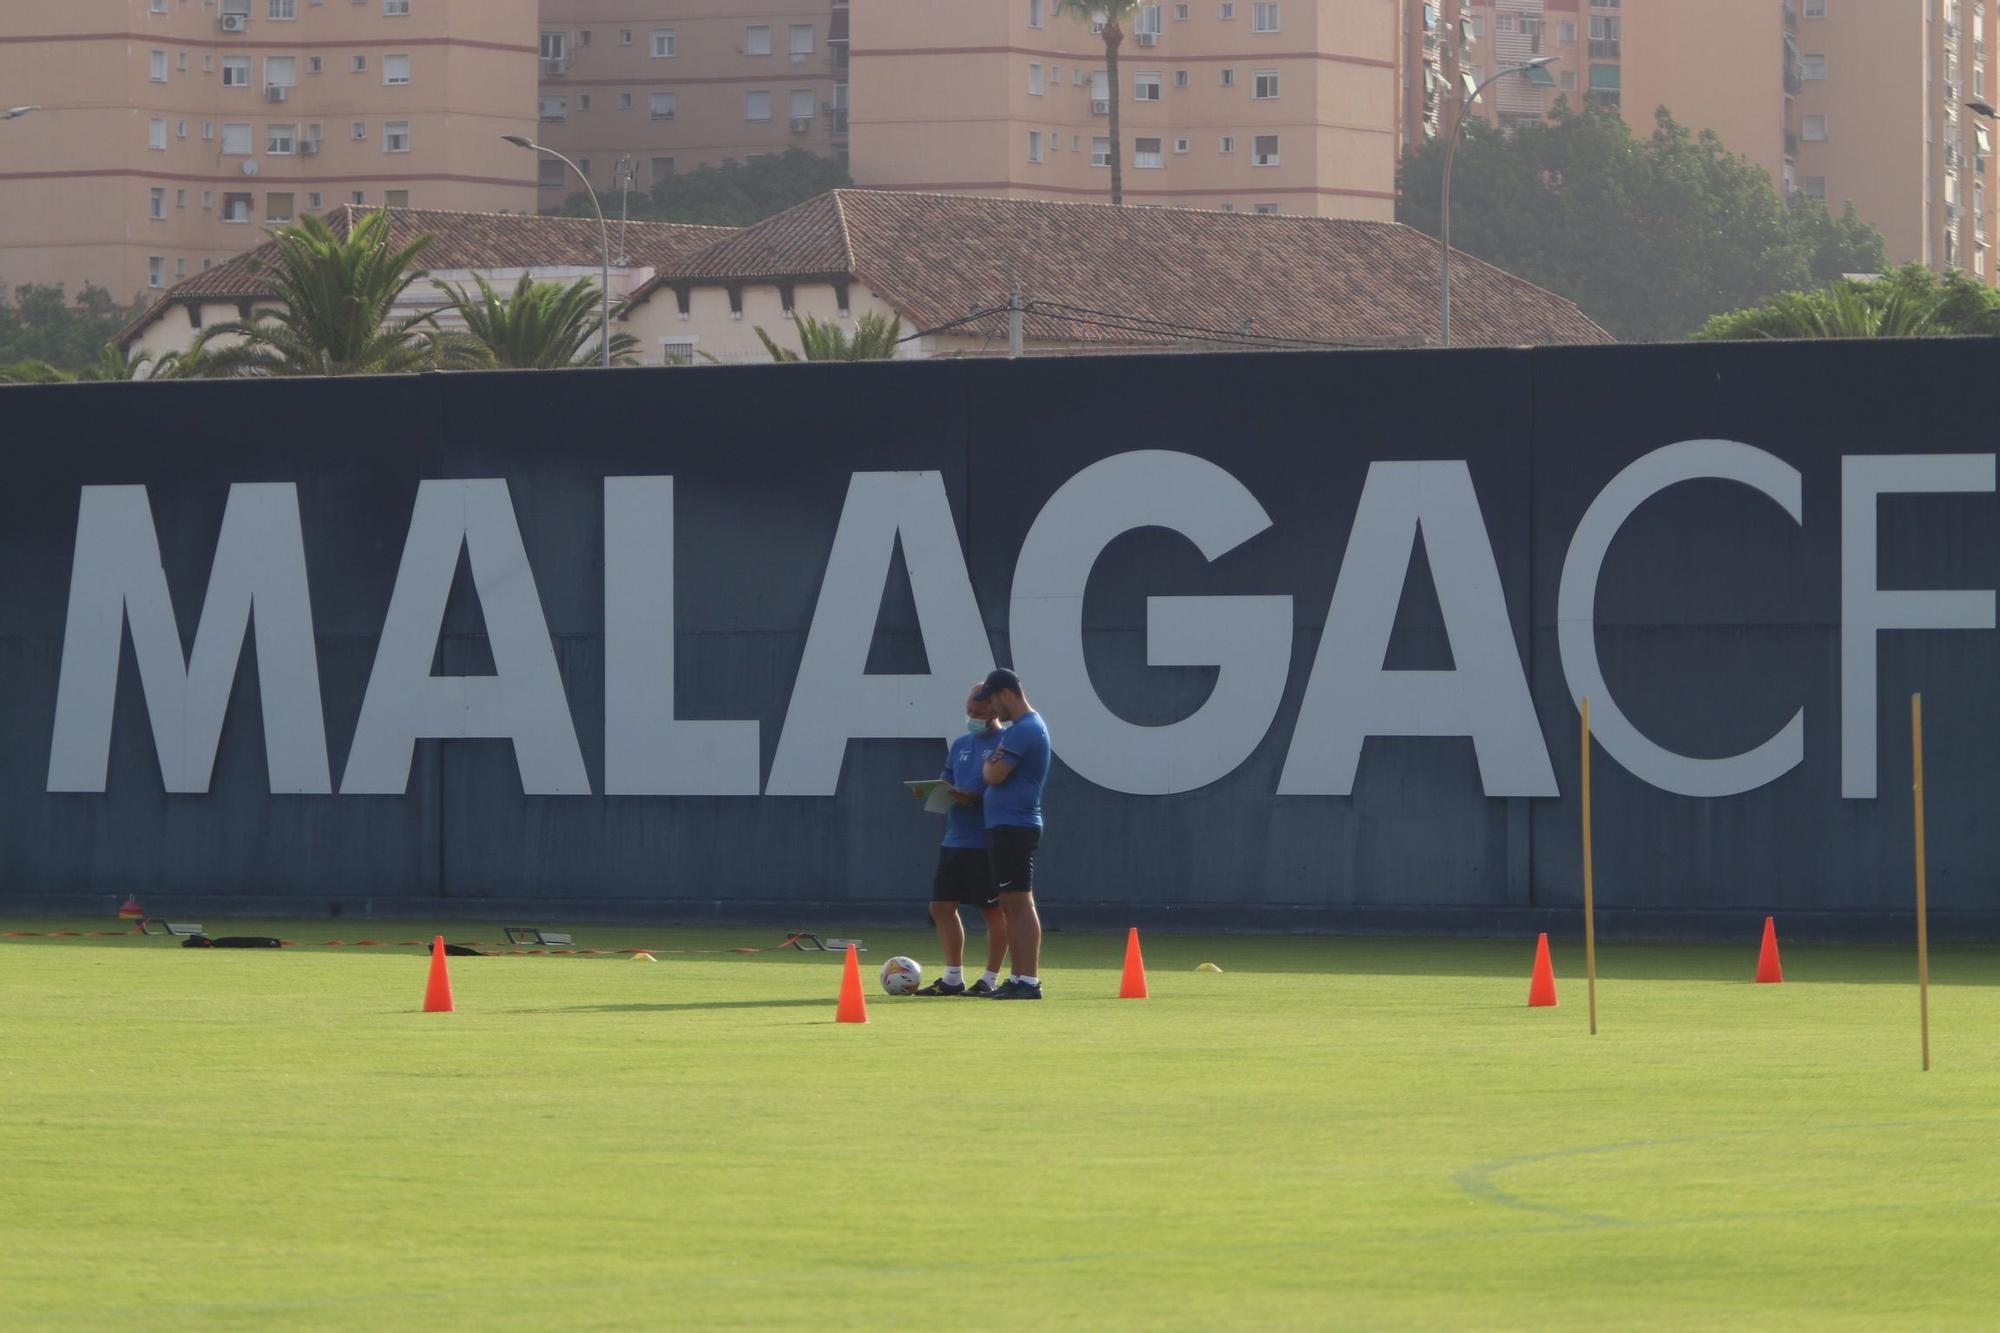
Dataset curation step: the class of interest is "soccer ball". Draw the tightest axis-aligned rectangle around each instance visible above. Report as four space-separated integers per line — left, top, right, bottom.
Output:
880 955 923 995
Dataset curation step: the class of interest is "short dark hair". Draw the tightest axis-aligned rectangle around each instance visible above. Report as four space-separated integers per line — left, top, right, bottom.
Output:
974 667 1022 700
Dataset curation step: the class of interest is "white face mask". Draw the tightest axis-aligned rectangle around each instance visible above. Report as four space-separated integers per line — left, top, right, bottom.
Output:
966 717 989 734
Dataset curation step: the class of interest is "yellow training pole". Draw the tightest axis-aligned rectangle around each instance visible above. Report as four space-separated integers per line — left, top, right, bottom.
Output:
1582 695 1598 1036
1911 693 1931 1072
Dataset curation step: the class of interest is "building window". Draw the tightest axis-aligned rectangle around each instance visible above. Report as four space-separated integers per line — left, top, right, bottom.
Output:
745 90 772 120
269 0 296 18
745 25 772 56
1560 20 1576 43
1801 52 1825 80
1253 69 1278 98
308 55 323 74
660 337 700 365
1220 67 1236 86
540 96 568 122
221 122 251 154
790 88 814 120
579 94 592 111
266 191 295 221
175 258 187 279
790 24 814 55
1174 136 1190 153
1220 1 1235 18
1092 135 1110 166
1220 134 1235 153
307 191 321 209
1135 71 1162 100
1804 0 1825 14
1252 133 1278 165
1029 63 1044 95
267 122 295 153
541 31 568 62
1029 0 1044 26
579 31 592 47
223 56 250 87
222 192 253 222
384 54 410 84
383 120 409 152
384 0 410 15
202 190 213 208
1588 14 1620 57
1804 114 1827 141
1803 175 1826 199
1252 2 1279 32
1175 2 1189 16
1175 69 1189 87
651 29 675 57
148 117 167 149
538 159 565 188
616 91 633 109
384 189 408 208
651 156 675 184
1254 203 1279 214
1028 130 1044 162
149 188 166 219
175 188 187 208
1134 137 1164 167
351 120 367 139
150 50 168 82
619 28 633 45
351 191 366 205
352 55 368 72
148 257 164 288
649 91 676 119
151 0 168 11
265 55 296 93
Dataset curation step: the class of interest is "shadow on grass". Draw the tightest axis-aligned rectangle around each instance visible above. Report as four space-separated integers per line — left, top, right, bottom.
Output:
508 998 829 1014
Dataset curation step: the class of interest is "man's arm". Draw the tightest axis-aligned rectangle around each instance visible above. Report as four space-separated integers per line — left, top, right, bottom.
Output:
982 751 1017 786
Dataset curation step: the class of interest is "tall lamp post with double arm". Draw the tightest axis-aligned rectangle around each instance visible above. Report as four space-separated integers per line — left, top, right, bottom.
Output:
1440 57 1556 348
502 134 612 368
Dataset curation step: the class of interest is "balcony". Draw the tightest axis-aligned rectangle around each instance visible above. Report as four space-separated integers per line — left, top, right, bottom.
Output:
1589 38 1620 58
541 56 573 77
1785 129 1799 156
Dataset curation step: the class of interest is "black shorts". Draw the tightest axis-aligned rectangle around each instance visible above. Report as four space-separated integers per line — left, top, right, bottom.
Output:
987 825 1041 897
933 847 998 909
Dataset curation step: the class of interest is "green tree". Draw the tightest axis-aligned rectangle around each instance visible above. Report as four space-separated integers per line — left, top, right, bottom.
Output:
0 283 147 372
1398 101 1889 341
1694 264 2000 340
184 210 478 377
70 344 157 381
1054 0 1145 205
754 311 903 361
437 272 638 368
562 147 850 227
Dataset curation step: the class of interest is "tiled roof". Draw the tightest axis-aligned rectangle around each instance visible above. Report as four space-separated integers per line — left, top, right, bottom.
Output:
118 205 733 344
651 189 1611 349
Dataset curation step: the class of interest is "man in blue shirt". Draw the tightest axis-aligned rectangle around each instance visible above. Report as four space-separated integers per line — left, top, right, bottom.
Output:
975 668 1051 1000
915 682 1010 996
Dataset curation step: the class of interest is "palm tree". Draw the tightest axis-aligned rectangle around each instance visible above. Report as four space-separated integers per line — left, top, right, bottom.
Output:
185 210 470 376
0 359 72 384
71 344 155 381
1056 0 1146 205
1694 265 2000 341
754 312 904 362
436 272 639 368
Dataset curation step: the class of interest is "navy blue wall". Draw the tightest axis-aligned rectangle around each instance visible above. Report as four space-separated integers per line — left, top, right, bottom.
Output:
2 342 1996 936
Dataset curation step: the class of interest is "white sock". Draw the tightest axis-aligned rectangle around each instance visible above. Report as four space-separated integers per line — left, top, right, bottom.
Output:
944 965 963 985
1019 975 1039 987
981 970 1000 986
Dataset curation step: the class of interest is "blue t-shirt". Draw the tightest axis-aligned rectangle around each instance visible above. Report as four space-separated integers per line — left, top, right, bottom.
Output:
941 727 1005 849
983 710 1050 829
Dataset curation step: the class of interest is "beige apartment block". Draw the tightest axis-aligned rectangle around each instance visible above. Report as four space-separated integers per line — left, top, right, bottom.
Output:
848 0 1401 219
533 1 849 209
1451 1 1997 283
0 0 537 304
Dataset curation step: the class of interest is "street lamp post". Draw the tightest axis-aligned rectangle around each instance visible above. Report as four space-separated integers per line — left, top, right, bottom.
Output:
1440 58 1555 348
502 134 612 368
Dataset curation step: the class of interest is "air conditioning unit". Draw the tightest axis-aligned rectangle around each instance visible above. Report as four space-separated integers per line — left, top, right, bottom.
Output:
266 85 289 102
1091 98 1109 114
790 52 807 65
220 13 247 30
541 58 569 77
1136 32 1159 46
299 139 319 156
789 116 812 133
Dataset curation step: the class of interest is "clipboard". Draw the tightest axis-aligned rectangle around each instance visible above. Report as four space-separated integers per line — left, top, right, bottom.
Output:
904 779 955 814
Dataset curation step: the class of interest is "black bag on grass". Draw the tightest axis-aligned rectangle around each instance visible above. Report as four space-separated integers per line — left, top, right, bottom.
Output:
181 935 283 949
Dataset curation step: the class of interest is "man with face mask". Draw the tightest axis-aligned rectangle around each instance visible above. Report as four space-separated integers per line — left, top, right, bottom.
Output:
914 682 1011 995
975 667 1051 1000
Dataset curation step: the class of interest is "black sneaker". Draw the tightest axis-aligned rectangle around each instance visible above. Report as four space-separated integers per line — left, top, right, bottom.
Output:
915 977 966 996
965 977 999 996
988 978 1043 1000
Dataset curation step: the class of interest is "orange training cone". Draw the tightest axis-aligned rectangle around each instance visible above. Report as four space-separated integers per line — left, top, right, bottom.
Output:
1119 926 1149 999
1527 932 1558 1007
423 935 455 1013
835 943 868 1024
117 894 145 920
1756 916 1784 984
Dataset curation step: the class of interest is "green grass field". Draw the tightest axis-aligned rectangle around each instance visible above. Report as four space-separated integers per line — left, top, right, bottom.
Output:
4 920 1998 1330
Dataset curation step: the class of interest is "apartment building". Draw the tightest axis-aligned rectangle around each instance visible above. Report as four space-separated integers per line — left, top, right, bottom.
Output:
848 0 1402 219
1446 1 1997 283
0 0 537 303
533 1 848 209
